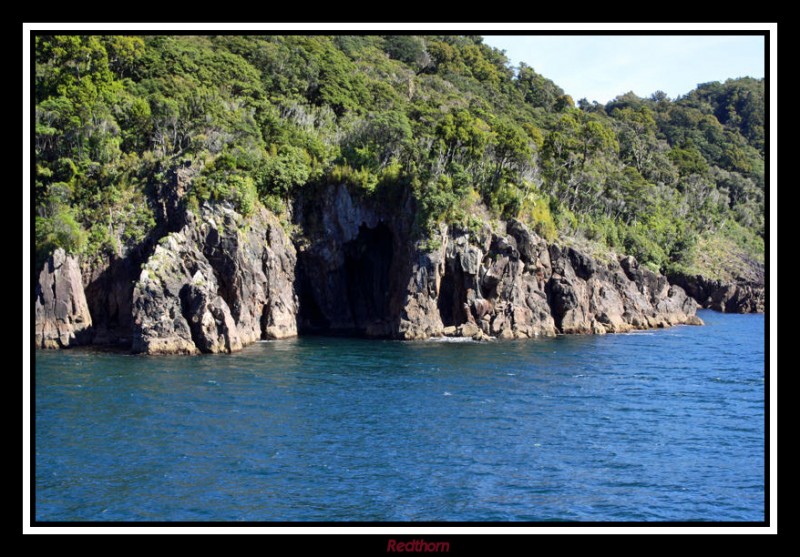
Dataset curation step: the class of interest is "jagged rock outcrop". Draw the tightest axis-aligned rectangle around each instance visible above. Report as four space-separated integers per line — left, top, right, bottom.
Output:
668 272 765 313
130 203 297 354
35 249 93 348
80 165 192 346
545 249 701 334
399 224 558 340
486 222 558 338
396 244 446 340
397 219 700 340
131 235 215 355
293 185 701 341
194 203 297 344
36 183 704 352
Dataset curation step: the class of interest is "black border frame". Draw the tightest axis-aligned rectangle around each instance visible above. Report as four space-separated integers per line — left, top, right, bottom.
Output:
25 24 772 534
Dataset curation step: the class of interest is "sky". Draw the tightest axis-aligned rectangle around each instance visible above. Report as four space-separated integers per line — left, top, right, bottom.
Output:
482 35 765 104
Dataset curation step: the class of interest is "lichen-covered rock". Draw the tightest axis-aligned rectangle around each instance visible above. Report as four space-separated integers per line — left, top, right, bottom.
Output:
397 246 446 340
35 249 93 348
80 164 192 347
131 203 297 354
131 234 206 354
181 275 242 354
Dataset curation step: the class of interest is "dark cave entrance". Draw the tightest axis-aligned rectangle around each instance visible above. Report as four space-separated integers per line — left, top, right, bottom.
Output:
344 223 394 333
296 256 331 333
296 221 396 336
438 257 469 327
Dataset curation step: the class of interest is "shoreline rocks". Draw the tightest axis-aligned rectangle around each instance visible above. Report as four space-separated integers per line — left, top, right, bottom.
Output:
35 188 715 354
130 203 298 354
35 249 93 348
667 271 764 314
397 220 702 340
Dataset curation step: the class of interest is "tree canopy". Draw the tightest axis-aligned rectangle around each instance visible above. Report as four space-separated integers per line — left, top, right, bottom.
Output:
34 35 765 278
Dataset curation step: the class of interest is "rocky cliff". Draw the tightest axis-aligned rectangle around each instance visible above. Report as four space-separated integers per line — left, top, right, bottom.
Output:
394 221 702 340
79 164 196 347
35 184 704 354
35 249 93 348
295 185 701 342
131 203 298 354
667 271 764 313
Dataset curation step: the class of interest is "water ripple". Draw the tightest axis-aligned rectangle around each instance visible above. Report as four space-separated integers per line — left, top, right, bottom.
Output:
35 310 764 522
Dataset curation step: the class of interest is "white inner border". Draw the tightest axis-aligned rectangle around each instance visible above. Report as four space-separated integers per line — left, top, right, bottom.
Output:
22 21 778 535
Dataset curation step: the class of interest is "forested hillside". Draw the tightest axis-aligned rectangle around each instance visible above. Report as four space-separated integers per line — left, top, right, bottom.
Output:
34 35 765 281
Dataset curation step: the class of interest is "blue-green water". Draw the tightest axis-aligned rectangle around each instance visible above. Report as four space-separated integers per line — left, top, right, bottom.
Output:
34 310 764 522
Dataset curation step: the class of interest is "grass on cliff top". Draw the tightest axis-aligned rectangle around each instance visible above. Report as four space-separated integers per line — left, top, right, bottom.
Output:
558 234 625 268
674 220 764 283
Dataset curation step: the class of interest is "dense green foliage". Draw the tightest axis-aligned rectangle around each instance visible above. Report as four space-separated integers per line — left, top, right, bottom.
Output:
34 35 765 277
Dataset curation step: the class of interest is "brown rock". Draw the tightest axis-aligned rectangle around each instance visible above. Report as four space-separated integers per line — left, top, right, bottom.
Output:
35 249 93 348
459 322 481 338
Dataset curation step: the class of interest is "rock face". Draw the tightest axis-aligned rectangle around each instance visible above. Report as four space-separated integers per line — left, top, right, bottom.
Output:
131 235 211 355
81 164 192 346
668 272 765 313
35 183 706 353
398 224 558 340
396 237 446 340
295 185 701 341
295 183 414 337
397 221 701 340
35 249 93 348
81 247 151 346
131 203 297 354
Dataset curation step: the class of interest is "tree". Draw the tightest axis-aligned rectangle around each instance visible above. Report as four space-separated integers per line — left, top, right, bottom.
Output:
383 35 431 71
516 62 564 110
32 34 764 284
491 119 532 182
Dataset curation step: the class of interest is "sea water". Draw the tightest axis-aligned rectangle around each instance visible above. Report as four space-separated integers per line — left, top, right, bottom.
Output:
34 310 765 522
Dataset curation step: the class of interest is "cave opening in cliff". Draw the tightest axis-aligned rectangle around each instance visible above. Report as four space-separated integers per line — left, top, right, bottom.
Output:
438 258 469 327
343 222 394 334
296 253 331 333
